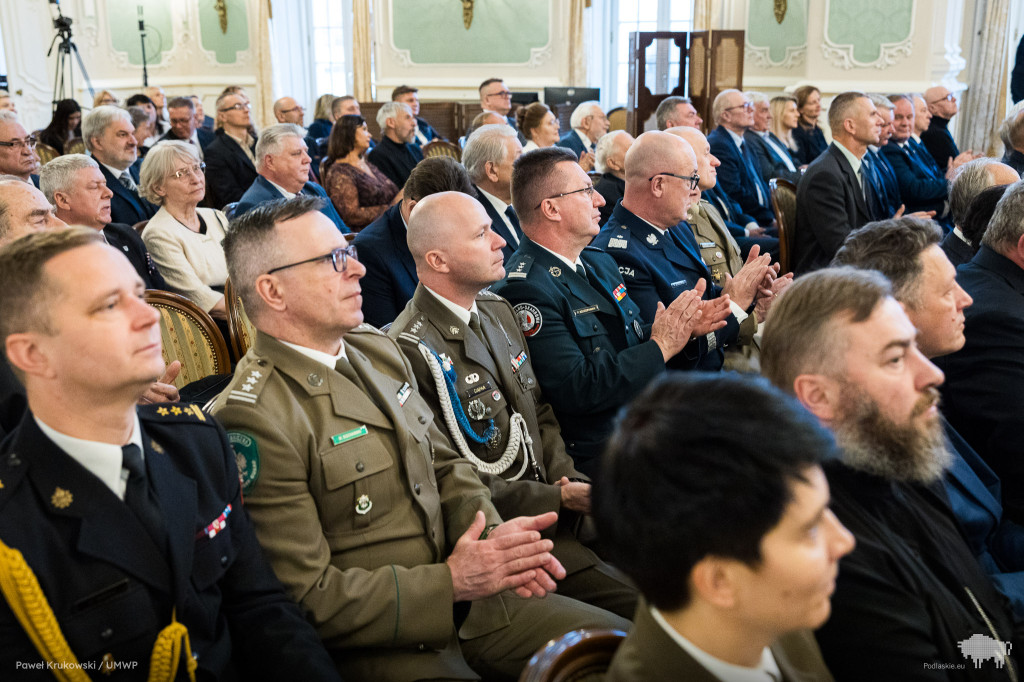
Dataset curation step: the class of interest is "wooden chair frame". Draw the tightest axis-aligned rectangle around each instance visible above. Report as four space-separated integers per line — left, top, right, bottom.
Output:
769 177 797 276
144 289 230 387
518 628 627 682
224 278 257 362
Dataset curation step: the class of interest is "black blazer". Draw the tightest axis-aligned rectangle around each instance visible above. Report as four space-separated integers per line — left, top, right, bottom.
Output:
103 222 167 290
743 129 801 185
203 128 258 209
935 246 1024 522
879 140 947 217
366 136 424 189
353 202 419 328
939 229 975 268
98 161 158 226
0 407 340 680
594 172 624 227
157 127 215 151
473 185 520 262
0 354 24 441
794 143 872 274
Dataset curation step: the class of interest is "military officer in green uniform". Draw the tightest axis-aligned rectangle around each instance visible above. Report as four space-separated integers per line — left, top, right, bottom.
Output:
390 191 638 619
211 197 628 682
490 147 726 476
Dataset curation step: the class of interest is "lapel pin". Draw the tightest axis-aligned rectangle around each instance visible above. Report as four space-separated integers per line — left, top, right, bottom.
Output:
355 494 373 515
51 487 73 509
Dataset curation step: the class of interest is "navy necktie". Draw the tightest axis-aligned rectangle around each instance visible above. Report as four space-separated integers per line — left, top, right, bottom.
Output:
122 443 167 553
504 205 522 242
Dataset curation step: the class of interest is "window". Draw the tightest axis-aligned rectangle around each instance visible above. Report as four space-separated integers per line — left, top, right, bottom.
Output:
601 0 695 108
310 0 354 99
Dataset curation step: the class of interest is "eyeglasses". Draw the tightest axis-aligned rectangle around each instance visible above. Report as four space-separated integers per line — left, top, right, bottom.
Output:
279 105 304 114
170 162 206 180
0 135 37 150
725 102 754 112
487 90 513 98
928 92 955 105
267 245 359 275
535 185 595 209
219 102 251 112
648 171 702 190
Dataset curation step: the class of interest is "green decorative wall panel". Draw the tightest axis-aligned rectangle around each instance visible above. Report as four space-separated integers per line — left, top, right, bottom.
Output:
824 0 914 69
199 0 250 64
391 0 549 64
109 1 172 66
746 0 808 68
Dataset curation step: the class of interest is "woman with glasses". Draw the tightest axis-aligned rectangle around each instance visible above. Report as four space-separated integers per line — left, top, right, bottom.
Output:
93 90 118 108
792 85 828 166
38 99 81 155
140 141 229 320
322 114 400 230
518 102 560 152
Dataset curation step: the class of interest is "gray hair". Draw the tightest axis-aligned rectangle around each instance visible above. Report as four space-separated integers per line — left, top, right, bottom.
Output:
569 101 602 130
655 96 691 131
595 130 630 174
949 158 1003 228
82 106 132 152
982 180 1024 253
869 93 894 112
0 110 18 126
254 123 305 172
376 101 411 130
745 91 769 105
462 123 518 182
138 140 202 205
126 105 150 129
39 154 99 204
1000 110 1024 152
711 89 741 125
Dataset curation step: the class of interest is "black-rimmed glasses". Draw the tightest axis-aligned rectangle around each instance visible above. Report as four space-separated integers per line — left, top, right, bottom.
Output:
535 185 595 209
0 135 37 150
219 102 251 112
648 171 701 190
266 245 358 275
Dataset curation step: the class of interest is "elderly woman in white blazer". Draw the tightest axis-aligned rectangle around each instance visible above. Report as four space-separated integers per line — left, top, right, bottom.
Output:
140 140 229 318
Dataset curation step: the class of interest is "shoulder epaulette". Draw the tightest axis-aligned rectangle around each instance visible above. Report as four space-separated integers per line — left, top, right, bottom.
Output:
600 229 629 249
141 401 213 423
504 254 534 280
224 363 272 406
351 323 385 335
395 312 428 345
476 289 501 300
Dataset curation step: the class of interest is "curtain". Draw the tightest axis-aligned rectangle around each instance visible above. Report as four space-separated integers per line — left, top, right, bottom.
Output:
693 0 713 31
961 0 1011 154
352 0 373 102
568 0 588 86
256 0 275 128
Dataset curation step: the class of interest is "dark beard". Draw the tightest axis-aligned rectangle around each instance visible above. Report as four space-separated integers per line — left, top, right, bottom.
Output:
831 384 952 484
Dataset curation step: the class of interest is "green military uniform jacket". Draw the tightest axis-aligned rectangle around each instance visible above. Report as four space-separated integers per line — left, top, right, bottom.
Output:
211 326 508 681
688 200 744 285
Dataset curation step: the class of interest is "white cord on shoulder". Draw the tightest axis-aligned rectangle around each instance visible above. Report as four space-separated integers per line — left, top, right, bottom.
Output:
419 342 534 480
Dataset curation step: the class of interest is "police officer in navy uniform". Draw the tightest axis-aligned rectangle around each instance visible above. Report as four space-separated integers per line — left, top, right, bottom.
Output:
593 131 778 372
491 147 721 477
390 191 638 619
0 228 340 680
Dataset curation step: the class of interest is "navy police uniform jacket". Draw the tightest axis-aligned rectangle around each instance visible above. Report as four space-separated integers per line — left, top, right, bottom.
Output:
594 202 750 371
489 238 664 476
0 405 339 681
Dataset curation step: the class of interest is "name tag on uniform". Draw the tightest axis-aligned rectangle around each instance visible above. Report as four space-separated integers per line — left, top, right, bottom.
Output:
670 279 688 288
467 381 493 398
699 242 717 249
572 305 600 316
396 382 412 406
332 425 368 445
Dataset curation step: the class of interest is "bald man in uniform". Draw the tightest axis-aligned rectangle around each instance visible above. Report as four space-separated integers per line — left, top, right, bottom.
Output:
389 191 638 619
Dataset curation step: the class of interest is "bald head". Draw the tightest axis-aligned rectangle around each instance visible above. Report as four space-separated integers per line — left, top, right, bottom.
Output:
621 131 700 228
408 191 506 297
0 180 66 246
624 131 695 183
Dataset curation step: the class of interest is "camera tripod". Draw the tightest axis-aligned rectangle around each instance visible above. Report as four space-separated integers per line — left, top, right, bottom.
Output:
46 6 94 107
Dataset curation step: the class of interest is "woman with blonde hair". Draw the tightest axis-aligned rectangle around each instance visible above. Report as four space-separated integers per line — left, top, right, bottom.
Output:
93 90 118 108
308 93 336 141
770 94 801 163
140 141 229 320
792 85 827 165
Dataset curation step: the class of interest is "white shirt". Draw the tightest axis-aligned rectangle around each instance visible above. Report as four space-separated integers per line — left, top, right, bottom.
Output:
650 606 782 682
756 131 796 172
35 414 144 501
280 339 348 367
422 285 479 324
833 140 864 188
522 140 540 153
100 160 132 179
726 127 746 150
476 186 520 245
266 178 298 200
535 242 584 273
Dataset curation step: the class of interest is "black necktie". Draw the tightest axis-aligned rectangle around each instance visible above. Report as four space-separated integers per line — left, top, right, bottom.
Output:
504 206 522 243
121 444 167 552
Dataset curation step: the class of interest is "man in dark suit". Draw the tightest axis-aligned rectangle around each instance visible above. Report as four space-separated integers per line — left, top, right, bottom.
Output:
479 78 518 130
0 112 40 185
934 183 1024 525
880 95 949 221
593 130 633 226
234 123 347 232
834 216 1024 618
864 96 903 218
920 86 977 172
555 101 608 170
391 85 442 148
707 89 775 226
0 228 341 680
203 91 259 209
654 96 704 131
190 94 215 132
744 92 801 185
596 372 851 682
942 158 1020 267
490 147 714 476
355 156 476 328
158 96 214 157
41 154 166 289
592 131 772 372
762 267 1022 680
462 123 524 261
793 91 884 274
81 106 158 226
366 101 424 189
